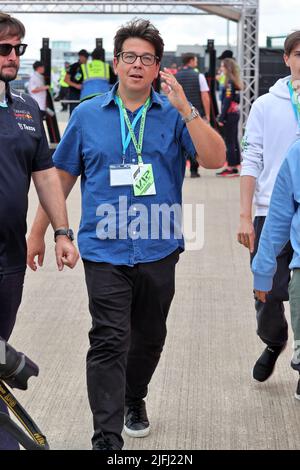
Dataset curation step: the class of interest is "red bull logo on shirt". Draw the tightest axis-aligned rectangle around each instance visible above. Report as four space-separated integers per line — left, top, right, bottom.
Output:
13 109 33 121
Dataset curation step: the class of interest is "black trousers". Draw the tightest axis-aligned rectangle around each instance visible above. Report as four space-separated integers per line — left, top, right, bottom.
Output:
223 112 241 167
251 217 293 347
188 155 199 175
0 271 25 450
69 89 80 116
83 250 179 449
58 87 69 110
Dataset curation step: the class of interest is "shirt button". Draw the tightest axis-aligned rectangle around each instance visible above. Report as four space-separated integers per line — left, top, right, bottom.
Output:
133 207 137 211
132 158 136 162
133 231 136 235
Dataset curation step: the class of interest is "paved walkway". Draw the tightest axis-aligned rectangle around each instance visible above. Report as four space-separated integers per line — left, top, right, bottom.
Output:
9 121 299 450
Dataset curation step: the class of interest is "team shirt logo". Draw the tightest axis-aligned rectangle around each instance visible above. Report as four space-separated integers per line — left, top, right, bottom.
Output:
13 109 33 121
14 109 36 132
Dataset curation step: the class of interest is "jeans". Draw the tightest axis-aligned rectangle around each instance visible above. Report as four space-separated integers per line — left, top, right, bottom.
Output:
288 269 300 369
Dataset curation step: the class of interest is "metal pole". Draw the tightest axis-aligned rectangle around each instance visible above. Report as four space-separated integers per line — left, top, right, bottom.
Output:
227 20 230 48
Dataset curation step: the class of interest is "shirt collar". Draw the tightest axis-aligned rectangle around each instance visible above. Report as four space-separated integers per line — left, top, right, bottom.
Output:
101 82 163 109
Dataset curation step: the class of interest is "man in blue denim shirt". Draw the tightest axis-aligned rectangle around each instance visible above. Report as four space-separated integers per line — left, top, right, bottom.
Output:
27 19 225 450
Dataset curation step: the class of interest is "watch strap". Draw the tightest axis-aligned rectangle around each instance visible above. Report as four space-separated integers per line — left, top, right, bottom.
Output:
182 106 200 124
54 228 74 242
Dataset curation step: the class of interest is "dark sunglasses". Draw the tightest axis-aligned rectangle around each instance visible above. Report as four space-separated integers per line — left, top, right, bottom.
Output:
0 43 27 57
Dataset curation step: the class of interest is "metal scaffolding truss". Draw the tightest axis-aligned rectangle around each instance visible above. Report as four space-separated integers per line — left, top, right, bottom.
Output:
0 1 216 15
0 0 259 125
0 1 252 16
234 1 258 128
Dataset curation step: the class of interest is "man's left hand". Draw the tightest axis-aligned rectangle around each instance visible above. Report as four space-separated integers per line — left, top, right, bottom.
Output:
55 237 79 271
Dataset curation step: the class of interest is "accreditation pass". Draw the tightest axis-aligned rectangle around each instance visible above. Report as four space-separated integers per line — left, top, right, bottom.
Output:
131 163 156 196
110 164 133 186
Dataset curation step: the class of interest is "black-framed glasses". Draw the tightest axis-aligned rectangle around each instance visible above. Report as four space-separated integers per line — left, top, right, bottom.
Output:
0 43 27 57
117 51 158 66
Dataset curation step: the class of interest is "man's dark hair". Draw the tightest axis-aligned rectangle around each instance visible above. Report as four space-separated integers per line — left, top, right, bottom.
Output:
218 49 233 60
78 48 89 58
181 53 196 66
114 18 164 62
284 31 300 56
0 12 25 41
91 47 104 61
33 60 43 71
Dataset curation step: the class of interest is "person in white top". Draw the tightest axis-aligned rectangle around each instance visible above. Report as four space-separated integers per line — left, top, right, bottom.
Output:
237 31 300 383
28 60 49 116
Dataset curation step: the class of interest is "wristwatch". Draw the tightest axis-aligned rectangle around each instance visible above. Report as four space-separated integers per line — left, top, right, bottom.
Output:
182 106 200 124
54 228 74 242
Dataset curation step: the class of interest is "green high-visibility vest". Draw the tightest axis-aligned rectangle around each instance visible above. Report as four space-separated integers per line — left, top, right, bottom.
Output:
217 73 226 86
81 60 110 81
59 68 69 88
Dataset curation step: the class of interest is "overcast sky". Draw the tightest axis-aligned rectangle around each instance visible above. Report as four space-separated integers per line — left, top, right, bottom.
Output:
14 0 300 59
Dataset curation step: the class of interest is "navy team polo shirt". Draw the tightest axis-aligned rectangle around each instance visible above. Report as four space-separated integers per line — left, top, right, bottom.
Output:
53 84 197 266
0 85 53 274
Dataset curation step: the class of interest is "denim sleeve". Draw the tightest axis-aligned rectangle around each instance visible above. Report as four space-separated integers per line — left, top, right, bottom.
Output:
176 117 197 158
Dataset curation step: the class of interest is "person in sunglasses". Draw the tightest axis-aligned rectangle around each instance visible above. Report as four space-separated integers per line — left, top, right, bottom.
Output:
27 18 225 450
0 12 79 450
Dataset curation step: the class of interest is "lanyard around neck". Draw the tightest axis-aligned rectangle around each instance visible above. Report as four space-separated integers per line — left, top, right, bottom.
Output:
288 80 300 123
116 94 150 165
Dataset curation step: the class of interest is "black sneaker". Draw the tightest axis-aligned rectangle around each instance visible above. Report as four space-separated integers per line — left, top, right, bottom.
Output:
124 400 150 438
252 345 286 382
295 375 300 401
93 437 116 450
190 173 200 178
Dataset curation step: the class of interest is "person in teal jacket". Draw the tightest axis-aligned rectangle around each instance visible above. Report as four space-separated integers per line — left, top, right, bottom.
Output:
252 132 300 399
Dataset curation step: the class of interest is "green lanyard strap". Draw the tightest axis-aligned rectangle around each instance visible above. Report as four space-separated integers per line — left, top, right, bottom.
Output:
118 95 150 165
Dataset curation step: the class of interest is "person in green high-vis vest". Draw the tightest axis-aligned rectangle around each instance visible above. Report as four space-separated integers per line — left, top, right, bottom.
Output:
80 47 114 101
55 61 70 111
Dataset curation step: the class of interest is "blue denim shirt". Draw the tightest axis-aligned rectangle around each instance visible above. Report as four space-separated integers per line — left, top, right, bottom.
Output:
53 84 196 266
